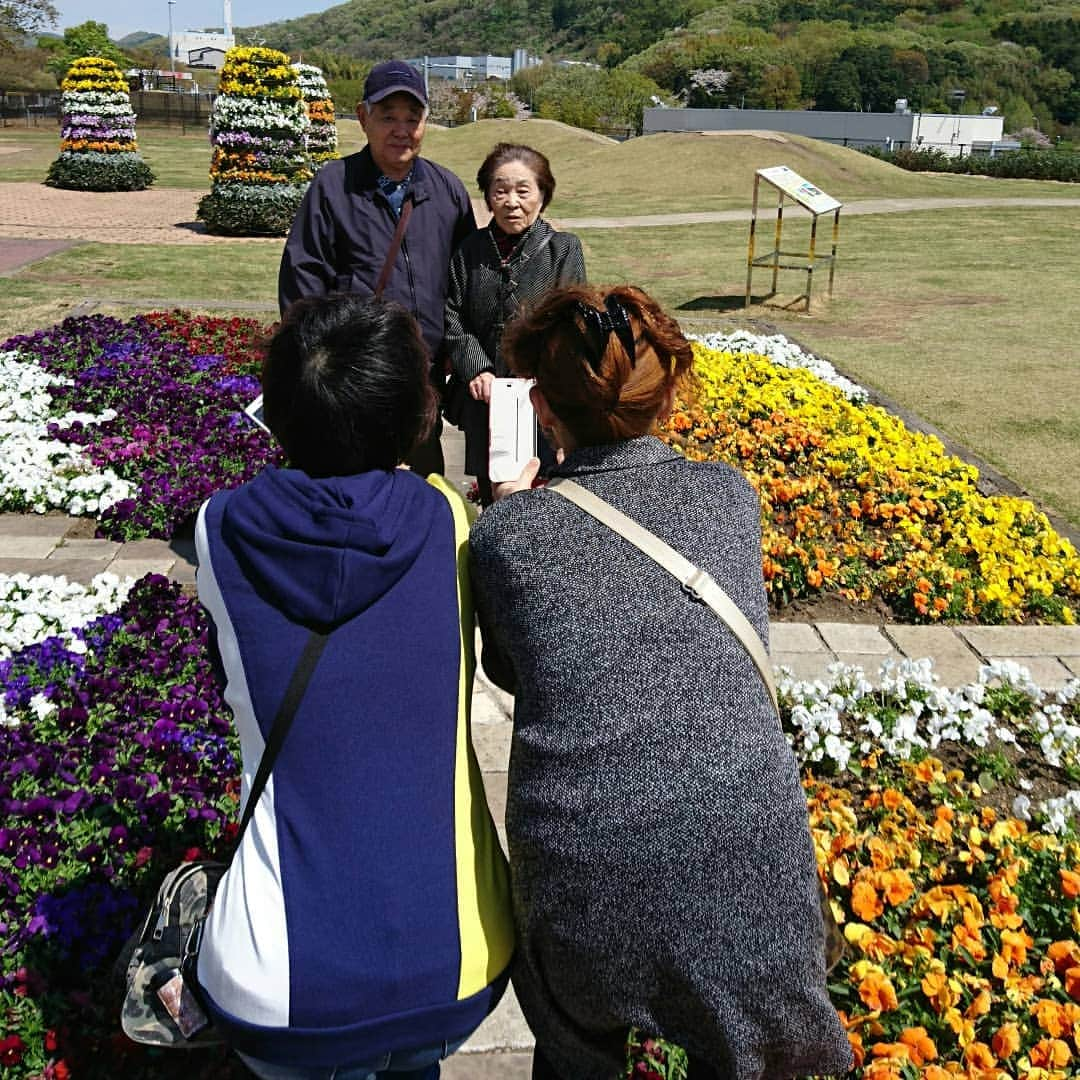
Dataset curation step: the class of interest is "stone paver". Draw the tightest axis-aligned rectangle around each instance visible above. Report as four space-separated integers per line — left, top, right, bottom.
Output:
107 557 177 580
0 557 103 585
0 535 59 558
0 237 76 274
443 1051 532 1079
49 538 120 561
1063 656 1080 679
460 985 534 1055
472 718 512 774
773 651 833 683
958 625 1080 657
834 649 905 673
992 656 1074 691
0 513 71 540
884 625 984 686
815 622 894 655
770 622 826 653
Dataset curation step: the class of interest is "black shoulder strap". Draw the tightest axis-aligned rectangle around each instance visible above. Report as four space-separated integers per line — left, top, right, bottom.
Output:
236 629 330 840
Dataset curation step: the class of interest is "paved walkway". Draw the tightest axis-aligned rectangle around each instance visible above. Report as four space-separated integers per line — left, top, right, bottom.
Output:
0 183 1077 245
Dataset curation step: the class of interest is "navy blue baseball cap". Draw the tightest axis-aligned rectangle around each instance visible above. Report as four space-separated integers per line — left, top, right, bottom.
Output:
363 61 428 107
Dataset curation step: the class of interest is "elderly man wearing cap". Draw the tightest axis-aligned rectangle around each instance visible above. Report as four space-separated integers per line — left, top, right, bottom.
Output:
278 60 476 474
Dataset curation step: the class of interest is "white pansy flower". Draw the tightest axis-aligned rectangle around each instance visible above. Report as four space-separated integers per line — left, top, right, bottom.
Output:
689 330 868 400
0 351 135 515
0 571 134 659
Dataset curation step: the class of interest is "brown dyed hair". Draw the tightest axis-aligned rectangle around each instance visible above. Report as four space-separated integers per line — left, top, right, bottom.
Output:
502 284 694 447
476 143 556 211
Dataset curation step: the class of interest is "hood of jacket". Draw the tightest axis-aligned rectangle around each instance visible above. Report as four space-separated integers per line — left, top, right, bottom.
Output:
219 466 437 628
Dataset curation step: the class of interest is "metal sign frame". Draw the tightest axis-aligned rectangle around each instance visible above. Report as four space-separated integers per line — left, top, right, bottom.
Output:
745 166 842 312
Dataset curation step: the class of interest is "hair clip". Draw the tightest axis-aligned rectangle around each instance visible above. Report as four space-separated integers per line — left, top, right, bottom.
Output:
575 297 637 372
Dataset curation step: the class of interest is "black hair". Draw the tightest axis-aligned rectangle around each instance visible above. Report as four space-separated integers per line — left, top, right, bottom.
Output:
262 295 436 475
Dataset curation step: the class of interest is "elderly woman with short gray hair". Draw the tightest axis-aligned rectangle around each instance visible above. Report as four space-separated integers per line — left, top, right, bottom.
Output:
443 142 585 505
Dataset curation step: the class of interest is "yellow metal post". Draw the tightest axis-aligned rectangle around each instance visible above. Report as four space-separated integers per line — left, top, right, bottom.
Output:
771 188 784 295
805 212 819 310
828 208 840 297
745 173 760 308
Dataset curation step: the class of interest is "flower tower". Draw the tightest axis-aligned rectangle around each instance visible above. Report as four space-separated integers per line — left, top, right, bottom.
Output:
197 46 312 237
45 56 155 191
292 62 338 170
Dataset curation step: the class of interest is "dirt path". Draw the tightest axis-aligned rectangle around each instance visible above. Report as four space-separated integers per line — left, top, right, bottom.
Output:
0 183 1076 244
554 195 1080 229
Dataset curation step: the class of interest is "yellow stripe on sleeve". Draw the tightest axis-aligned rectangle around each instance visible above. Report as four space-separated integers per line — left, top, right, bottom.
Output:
427 476 515 998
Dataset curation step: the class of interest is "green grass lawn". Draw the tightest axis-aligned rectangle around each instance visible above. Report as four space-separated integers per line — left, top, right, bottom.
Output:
3 118 1079 215
1 121 1077 530
578 205 1080 529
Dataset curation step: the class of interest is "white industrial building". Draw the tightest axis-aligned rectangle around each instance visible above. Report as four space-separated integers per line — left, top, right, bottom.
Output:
170 0 235 70
408 55 511 83
407 52 541 84
643 106 1007 156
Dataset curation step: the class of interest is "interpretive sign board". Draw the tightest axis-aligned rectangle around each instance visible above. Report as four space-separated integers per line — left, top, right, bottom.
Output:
745 166 843 311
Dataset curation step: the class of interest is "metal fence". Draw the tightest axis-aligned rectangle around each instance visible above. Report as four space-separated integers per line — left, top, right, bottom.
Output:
0 91 61 126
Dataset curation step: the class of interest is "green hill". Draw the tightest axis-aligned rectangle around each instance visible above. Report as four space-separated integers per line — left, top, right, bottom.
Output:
235 0 1077 134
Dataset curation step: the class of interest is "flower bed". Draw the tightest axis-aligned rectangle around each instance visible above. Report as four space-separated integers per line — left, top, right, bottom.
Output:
3 314 1077 623
661 338 1080 624
0 568 1075 1077
198 46 311 237
293 62 338 170
45 56 155 192
0 575 244 1077
0 313 280 540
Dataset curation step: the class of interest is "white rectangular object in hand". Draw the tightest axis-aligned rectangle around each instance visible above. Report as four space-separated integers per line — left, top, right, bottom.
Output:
488 378 537 483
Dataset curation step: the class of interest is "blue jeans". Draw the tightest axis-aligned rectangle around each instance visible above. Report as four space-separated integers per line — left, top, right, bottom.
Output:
237 1037 466 1080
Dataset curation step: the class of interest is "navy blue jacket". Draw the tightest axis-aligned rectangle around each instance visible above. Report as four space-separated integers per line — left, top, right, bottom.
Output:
278 147 477 358
195 467 512 1066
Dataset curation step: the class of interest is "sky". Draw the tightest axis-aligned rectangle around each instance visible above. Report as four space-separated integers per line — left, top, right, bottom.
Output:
53 0 340 40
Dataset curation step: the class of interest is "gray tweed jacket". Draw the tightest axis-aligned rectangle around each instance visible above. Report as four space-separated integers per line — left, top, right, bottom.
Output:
469 437 852 1080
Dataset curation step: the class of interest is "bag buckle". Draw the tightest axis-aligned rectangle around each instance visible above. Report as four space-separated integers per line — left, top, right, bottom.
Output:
681 569 711 603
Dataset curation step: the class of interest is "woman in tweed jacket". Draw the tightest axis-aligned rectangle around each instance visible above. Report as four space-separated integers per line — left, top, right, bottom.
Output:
469 285 853 1080
444 143 585 504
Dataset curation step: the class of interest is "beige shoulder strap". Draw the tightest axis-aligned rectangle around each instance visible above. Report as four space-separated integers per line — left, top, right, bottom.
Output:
546 477 779 716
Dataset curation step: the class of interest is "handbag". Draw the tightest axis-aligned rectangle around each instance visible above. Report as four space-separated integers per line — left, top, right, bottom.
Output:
120 629 330 1047
545 477 845 972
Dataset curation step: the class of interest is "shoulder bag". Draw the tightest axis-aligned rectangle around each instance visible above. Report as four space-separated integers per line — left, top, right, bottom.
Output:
119 628 330 1048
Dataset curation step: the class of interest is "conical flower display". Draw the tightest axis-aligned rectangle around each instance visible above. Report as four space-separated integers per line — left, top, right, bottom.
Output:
292 62 338 170
197 45 312 236
45 56 155 191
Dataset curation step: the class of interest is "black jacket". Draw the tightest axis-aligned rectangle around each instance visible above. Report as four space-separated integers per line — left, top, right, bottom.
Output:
278 147 476 358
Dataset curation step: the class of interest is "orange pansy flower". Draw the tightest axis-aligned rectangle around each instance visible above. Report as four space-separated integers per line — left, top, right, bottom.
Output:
1047 940 1080 974
899 1026 938 1066
1061 868 1080 898
1029 1037 1071 1068
859 969 899 1012
991 1021 1021 1059
880 868 915 906
1033 999 1066 1037
852 874 885 921
962 1041 996 1069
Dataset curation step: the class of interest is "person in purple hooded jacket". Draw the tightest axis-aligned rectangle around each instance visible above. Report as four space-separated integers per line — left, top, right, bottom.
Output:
278 60 477 477
194 295 512 1080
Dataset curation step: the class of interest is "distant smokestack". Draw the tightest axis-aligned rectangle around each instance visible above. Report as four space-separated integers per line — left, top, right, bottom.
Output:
223 0 233 37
